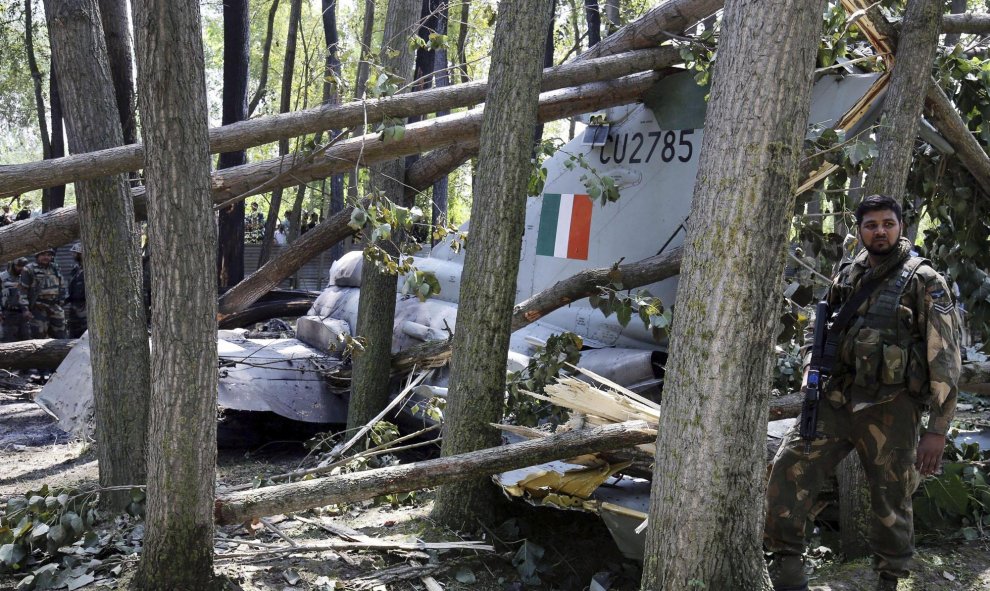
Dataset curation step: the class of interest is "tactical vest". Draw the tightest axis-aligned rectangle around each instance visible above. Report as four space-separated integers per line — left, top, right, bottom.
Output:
1 271 23 310
835 257 929 408
24 263 62 303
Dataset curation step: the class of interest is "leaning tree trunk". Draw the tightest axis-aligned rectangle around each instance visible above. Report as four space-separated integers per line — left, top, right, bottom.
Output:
431 0 554 531
47 66 66 209
640 0 825 587
258 0 302 267
838 0 943 559
248 0 280 116
217 0 250 290
346 0 421 431
96 0 136 145
354 0 377 100
431 0 450 240
133 0 219 587
321 0 346 262
45 0 151 512
454 0 470 83
25 0 52 202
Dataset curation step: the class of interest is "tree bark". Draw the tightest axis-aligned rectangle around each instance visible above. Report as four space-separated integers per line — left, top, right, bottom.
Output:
845 0 943 559
430 1 449 241
321 0 345 262
133 0 218 586
864 0 942 201
46 0 151 512
454 0 469 84
217 0 250 291
0 339 75 370
937 12 990 36
432 0 554 531
348 0 422 431
354 0 376 100
25 0 52 162
0 46 676 200
215 420 655 525
0 69 657 264
47 66 66 209
584 0 601 47
248 0 280 116
258 0 302 268
96 0 136 145
604 0 619 34
641 0 824 587
581 0 722 60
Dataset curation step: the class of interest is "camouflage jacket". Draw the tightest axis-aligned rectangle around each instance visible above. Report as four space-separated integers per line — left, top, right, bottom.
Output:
20 262 64 307
804 237 960 435
1 270 26 311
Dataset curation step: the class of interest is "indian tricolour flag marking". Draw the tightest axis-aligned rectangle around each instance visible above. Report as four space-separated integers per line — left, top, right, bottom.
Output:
536 193 592 260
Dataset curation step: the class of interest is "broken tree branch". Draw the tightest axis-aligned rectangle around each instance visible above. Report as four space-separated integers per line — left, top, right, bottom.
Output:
924 81 990 197
213 420 656 525
580 0 723 60
0 47 677 199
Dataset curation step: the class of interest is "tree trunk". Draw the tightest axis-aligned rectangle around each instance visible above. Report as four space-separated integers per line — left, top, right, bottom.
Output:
96 0 136 145
532 0 555 145
216 420 654 525
248 0 280 116
0 45 675 200
0 68 660 263
47 66 66 209
431 1 449 240
584 0 601 47
454 0 470 83
133 0 218 586
46 0 151 512
25 0 52 162
864 0 942 201
347 0 421 432
582 0 722 60
321 0 345 262
943 0 967 46
217 0 250 291
0 339 75 370
354 0 376 100
258 0 302 267
641 0 824 587
604 0 619 34
432 0 554 531
836 0 943 560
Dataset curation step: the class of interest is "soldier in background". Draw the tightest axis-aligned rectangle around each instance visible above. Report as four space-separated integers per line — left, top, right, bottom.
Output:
20 248 67 339
66 243 87 338
1 257 31 342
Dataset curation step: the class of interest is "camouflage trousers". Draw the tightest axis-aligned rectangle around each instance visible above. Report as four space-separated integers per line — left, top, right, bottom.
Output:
2 311 31 342
29 302 67 339
765 392 922 579
66 303 87 339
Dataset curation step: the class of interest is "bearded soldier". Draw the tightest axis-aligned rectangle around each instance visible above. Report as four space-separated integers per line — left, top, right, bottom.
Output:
19 248 67 339
765 194 961 591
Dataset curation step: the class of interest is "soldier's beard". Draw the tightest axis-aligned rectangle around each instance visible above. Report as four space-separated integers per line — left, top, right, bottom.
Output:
862 231 900 257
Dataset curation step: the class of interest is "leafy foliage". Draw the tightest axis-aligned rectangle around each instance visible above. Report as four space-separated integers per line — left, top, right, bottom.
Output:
506 332 583 426
914 435 990 541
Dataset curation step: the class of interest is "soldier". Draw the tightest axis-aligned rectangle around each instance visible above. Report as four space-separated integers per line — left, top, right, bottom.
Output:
1 257 32 342
66 243 87 338
19 248 67 339
765 194 961 591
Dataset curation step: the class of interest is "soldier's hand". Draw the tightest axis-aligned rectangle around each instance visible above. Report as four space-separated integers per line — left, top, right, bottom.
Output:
916 432 946 476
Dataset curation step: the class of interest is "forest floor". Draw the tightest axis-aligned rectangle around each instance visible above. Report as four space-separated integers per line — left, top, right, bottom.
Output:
0 372 988 591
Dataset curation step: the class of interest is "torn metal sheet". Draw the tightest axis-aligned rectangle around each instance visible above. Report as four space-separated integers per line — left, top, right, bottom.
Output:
36 332 347 436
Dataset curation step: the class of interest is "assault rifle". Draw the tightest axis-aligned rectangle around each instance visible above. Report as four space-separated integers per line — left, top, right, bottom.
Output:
799 301 835 453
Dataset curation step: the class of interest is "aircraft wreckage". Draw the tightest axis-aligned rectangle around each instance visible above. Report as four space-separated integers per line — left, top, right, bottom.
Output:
32 67 917 560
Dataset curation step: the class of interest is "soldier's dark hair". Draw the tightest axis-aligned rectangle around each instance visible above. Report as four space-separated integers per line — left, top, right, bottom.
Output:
855 194 902 224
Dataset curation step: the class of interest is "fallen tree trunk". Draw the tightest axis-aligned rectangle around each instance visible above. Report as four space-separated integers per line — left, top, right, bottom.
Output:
0 339 75 370
213 420 656 524
0 47 677 199
924 82 990 196
938 13 990 35
1 72 660 262
581 0 723 60
216 297 316 329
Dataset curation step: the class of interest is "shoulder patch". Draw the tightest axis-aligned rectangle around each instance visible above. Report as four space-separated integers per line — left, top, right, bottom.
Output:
933 301 954 315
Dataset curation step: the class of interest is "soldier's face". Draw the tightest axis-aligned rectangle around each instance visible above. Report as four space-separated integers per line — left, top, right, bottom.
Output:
859 209 901 256
37 253 52 265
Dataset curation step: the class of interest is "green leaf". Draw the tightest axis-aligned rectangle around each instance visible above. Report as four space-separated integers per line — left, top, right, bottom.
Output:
454 567 477 584
0 543 27 567
348 209 367 230
616 302 632 327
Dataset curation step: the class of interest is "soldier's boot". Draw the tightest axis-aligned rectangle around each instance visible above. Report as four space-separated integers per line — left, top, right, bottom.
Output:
876 574 899 591
768 555 808 591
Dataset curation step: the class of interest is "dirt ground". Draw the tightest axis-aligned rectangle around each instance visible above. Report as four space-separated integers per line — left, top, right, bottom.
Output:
1 374 988 591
